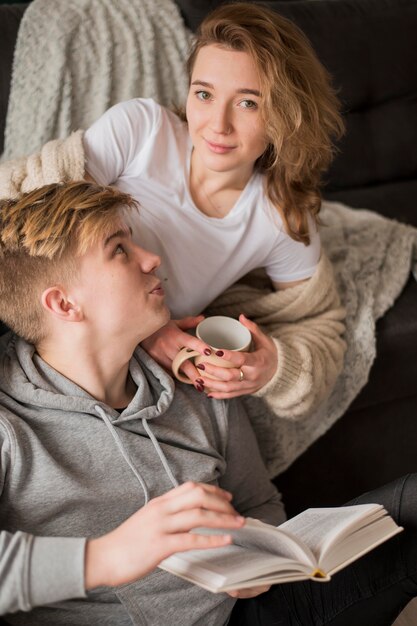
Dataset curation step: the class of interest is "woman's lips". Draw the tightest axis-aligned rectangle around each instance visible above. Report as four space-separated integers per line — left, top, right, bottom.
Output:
205 139 236 154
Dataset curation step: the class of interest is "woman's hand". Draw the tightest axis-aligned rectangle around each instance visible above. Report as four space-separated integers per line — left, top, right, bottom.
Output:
195 314 278 399
141 316 213 390
85 482 244 589
227 584 271 599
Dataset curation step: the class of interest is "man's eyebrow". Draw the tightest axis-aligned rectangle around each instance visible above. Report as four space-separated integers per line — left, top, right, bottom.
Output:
104 227 133 248
191 80 261 97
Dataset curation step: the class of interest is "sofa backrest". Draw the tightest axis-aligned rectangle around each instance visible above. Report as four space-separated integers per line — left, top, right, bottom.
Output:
0 4 28 156
0 5 28 336
2 0 417 197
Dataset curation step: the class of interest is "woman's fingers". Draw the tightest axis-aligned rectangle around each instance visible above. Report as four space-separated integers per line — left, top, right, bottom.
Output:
179 358 206 388
198 362 250 383
193 321 278 397
174 332 213 359
174 315 205 331
239 314 269 349
142 320 213 365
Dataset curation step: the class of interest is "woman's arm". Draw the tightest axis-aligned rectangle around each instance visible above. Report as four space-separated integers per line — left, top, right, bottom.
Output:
202 254 346 416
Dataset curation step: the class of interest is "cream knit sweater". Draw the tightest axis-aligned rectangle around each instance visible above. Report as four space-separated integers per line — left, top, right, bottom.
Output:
207 254 346 419
0 131 84 199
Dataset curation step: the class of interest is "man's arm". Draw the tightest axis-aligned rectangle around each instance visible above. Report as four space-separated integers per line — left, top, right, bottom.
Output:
218 398 286 526
0 531 86 614
0 483 243 615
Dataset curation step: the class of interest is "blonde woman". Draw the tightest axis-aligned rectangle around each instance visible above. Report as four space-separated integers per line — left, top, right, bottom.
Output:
84 3 346 410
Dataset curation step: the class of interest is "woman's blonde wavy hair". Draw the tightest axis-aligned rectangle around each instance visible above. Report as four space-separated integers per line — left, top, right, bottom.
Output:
185 2 345 244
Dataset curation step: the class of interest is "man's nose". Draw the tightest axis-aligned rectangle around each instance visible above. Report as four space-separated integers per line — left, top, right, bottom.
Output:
136 247 161 273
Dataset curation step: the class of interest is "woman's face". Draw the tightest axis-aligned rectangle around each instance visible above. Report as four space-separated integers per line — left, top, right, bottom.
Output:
186 45 268 177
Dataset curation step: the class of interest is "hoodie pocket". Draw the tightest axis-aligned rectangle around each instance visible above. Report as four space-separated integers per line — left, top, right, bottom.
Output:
115 568 234 626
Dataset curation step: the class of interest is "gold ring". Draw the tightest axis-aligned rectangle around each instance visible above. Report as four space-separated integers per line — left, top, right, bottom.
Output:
239 369 244 382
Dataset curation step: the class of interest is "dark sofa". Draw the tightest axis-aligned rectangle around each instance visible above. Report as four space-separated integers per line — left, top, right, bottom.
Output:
1 0 417 518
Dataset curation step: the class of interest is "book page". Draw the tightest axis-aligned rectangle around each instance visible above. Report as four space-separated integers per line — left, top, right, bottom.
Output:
160 543 313 591
195 520 316 568
279 504 382 559
320 516 402 574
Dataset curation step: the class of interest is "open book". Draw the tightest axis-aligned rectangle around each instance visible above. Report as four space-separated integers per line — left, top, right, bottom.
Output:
159 503 402 592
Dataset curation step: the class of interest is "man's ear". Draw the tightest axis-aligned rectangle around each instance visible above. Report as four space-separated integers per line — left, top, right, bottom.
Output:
41 286 84 322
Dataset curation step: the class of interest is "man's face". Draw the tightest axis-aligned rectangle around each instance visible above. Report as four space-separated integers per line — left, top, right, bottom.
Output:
70 222 169 345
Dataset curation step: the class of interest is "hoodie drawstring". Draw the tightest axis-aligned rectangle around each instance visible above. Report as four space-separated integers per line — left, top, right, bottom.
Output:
94 405 178 504
142 418 178 488
95 404 150 504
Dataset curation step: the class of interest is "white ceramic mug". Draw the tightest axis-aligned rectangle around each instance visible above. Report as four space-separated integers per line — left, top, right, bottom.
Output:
172 316 252 384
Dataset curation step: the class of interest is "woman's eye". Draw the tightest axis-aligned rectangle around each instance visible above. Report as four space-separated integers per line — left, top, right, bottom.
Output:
240 99 258 110
196 90 211 101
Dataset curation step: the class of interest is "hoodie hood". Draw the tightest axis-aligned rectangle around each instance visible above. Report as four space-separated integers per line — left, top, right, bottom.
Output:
0 332 175 424
0 332 181 503
0 332 229 509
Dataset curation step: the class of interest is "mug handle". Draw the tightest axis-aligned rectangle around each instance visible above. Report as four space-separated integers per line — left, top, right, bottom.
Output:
171 347 200 384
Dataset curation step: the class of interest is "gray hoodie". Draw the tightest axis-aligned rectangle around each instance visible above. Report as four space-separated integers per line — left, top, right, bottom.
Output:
0 332 285 626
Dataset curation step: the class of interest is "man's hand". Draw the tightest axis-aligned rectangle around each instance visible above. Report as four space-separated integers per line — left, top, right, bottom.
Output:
85 482 244 589
227 584 271 599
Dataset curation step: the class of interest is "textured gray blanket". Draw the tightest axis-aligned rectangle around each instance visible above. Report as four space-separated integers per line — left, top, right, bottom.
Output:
2 0 192 161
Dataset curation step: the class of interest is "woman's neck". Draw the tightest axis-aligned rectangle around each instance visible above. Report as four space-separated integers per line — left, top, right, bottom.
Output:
189 151 255 218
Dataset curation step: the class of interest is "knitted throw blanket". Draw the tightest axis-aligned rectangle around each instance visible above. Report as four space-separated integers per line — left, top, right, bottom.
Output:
210 202 417 477
1 0 192 161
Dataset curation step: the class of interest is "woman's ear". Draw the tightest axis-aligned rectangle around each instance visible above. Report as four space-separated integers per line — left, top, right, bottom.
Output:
41 286 84 322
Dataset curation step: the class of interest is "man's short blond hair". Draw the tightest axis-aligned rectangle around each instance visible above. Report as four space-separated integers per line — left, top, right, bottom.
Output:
0 181 138 344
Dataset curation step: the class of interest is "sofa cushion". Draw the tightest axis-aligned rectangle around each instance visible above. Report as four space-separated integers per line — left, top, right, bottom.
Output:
0 3 28 156
350 276 417 412
274 392 417 515
325 179 417 227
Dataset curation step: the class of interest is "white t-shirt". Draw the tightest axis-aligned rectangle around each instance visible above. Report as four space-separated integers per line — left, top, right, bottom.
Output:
84 98 321 318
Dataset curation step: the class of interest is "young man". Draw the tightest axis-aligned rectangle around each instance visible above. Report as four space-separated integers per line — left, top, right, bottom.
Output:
0 182 416 626
0 182 284 625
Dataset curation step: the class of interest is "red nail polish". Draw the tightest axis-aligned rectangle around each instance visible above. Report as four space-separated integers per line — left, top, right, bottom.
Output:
196 378 204 385
196 364 205 370
196 384 204 392
204 348 212 356
215 350 224 357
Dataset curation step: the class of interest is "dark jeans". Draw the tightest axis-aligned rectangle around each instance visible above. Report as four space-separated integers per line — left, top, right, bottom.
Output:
229 474 417 626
